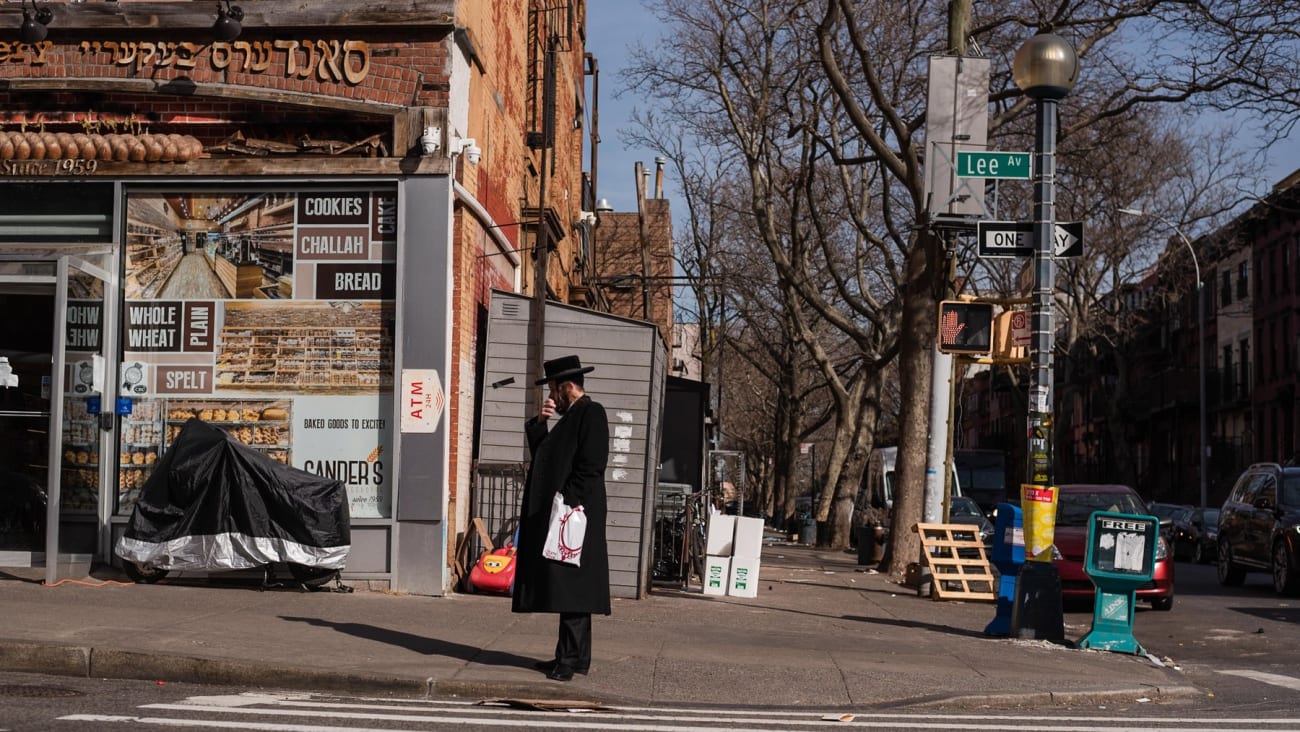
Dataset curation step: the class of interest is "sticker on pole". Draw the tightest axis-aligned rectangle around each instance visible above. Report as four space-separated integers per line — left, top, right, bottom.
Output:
1030 385 1050 413
400 369 445 434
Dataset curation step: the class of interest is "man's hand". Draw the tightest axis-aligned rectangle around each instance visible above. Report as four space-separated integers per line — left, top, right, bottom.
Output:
539 398 557 421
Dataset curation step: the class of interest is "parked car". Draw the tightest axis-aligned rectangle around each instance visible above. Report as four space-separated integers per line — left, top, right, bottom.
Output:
1147 501 1192 546
1217 463 1300 595
1170 506 1219 564
948 495 994 550
1052 484 1175 611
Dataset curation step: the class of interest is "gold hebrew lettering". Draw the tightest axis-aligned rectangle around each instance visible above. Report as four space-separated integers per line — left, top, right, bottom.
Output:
211 42 231 70
315 40 341 82
298 39 317 79
29 40 52 66
174 42 199 70
341 41 370 85
246 40 273 72
136 42 157 72
273 40 300 75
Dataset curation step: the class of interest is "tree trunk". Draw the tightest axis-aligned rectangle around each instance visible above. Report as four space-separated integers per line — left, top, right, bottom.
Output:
886 229 940 579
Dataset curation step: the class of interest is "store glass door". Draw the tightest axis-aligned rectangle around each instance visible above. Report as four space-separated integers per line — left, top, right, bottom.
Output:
0 255 116 581
0 269 55 566
48 255 117 584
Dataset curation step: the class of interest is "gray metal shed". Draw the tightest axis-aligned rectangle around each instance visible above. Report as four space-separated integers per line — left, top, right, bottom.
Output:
476 290 666 599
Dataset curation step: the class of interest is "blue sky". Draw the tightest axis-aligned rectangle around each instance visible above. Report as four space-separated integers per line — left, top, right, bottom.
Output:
583 4 1298 215
583 4 674 214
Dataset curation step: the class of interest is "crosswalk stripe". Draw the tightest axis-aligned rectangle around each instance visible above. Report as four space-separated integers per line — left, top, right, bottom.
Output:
1218 669 1300 691
58 693 1300 732
59 716 378 732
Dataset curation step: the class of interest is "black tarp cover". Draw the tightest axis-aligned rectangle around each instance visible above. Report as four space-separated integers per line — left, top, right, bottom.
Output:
115 418 351 570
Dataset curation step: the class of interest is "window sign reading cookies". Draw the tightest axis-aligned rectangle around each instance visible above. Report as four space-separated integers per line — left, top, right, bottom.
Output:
118 188 397 518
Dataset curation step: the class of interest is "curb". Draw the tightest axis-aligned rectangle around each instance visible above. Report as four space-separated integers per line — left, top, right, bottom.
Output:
0 640 433 698
912 684 1205 709
0 639 1194 710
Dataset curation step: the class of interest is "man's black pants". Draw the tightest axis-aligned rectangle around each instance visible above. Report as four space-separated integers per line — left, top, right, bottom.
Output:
555 612 591 670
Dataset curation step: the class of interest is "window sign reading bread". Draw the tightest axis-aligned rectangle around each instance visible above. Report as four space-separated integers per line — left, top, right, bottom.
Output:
119 189 398 518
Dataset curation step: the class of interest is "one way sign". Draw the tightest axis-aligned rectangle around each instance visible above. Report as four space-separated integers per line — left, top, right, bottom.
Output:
976 221 1084 258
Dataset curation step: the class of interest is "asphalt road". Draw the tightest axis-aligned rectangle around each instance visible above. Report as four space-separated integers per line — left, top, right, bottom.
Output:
1070 555 1300 714
2 670 1300 731
4 556 1300 729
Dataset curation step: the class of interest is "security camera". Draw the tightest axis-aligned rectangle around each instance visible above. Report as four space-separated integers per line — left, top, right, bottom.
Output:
462 140 482 165
419 126 441 156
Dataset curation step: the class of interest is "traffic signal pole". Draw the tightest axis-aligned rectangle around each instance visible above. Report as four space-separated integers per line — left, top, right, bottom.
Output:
924 250 958 525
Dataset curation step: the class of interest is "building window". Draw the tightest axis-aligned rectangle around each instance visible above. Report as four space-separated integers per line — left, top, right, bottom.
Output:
1285 315 1293 372
1221 270 1232 306
1285 245 1292 294
1240 338 1250 397
1274 247 1281 298
1239 260 1249 301
1222 344 1233 395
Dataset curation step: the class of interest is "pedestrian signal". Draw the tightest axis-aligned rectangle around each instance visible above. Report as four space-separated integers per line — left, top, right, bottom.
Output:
937 300 994 355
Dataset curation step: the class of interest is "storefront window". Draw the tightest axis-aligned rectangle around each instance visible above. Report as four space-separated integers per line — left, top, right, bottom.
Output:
117 188 397 518
62 269 107 513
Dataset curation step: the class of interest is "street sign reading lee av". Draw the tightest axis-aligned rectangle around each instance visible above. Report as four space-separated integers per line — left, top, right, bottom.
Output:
955 151 1031 180
976 220 1083 258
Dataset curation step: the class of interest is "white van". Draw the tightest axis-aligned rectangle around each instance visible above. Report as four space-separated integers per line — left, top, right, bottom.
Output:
851 446 961 540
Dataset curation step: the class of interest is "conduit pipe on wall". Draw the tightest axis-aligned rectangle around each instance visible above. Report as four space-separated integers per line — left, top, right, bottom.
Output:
454 180 522 292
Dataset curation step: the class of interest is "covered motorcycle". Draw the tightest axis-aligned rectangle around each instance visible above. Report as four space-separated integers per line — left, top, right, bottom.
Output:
114 418 350 585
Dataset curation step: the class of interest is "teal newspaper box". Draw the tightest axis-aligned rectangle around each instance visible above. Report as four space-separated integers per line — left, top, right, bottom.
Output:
1078 511 1158 654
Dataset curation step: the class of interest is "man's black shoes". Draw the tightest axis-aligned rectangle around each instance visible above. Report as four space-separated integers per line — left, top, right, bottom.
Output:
533 659 589 679
546 663 576 681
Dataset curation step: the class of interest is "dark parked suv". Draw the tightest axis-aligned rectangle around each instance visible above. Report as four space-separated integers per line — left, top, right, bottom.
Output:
1217 463 1300 595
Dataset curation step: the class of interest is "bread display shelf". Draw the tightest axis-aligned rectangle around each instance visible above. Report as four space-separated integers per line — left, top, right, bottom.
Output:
164 400 292 461
62 449 99 468
63 418 98 445
61 467 99 511
216 325 393 391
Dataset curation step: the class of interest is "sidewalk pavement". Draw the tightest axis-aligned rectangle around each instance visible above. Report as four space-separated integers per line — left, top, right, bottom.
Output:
0 541 1196 709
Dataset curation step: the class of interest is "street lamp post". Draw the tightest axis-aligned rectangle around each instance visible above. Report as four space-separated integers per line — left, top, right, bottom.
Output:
1120 208 1207 509
1013 33 1078 493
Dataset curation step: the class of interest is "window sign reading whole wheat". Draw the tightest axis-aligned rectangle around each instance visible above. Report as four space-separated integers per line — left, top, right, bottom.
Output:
117 190 397 520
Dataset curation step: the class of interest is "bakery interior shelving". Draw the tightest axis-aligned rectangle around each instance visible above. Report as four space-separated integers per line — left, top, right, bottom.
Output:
114 398 293 515
116 398 163 515
216 326 393 390
204 194 297 299
125 218 182 299
60 398 100 512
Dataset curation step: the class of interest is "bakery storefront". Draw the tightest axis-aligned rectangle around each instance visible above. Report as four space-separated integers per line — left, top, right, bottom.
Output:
0 3 456 593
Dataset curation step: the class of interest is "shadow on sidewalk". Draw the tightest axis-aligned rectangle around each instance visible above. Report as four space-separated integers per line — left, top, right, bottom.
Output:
843 614 989 639
280 615 538 670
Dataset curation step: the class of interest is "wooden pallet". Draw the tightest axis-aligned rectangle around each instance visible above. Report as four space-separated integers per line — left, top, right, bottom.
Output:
913 522 996 601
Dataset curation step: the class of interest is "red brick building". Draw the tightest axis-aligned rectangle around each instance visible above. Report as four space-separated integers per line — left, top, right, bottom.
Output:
0 1 593 594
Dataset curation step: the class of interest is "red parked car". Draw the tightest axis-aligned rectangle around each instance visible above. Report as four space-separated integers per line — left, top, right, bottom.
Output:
1050 484 1175 611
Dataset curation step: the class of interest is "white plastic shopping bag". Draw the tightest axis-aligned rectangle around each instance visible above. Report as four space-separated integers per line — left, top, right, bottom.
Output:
542 492 586 566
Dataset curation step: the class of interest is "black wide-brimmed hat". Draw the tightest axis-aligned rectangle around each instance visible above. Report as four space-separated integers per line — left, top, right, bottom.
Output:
535 354 595 385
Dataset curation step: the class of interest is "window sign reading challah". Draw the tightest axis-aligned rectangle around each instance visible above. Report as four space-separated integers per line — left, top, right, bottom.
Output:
117 188 397 518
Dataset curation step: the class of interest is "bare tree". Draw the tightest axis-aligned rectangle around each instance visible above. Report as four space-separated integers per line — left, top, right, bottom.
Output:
622 0 1298 576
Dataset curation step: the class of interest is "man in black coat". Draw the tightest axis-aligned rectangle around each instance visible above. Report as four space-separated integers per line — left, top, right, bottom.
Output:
513 355 610 681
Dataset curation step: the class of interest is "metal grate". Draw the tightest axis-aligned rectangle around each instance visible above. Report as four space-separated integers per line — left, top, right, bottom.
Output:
470 461 527 565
